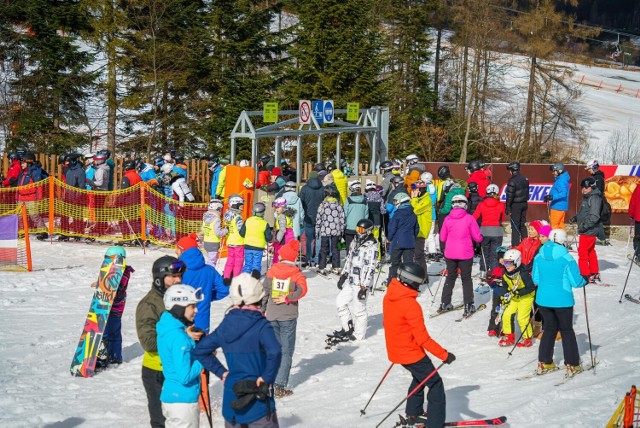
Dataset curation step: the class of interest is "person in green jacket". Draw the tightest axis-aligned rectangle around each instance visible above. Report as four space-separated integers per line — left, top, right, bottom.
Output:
214 157 230 199
136 256 199 428
410 180 433 278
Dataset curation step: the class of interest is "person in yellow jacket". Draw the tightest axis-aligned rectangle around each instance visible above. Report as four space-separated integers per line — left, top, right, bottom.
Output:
136 256 202 428
329 162 348 205
200 198 227 267
240 202 273 275
214 156 230 199
410 180 433 279
498 249 536 348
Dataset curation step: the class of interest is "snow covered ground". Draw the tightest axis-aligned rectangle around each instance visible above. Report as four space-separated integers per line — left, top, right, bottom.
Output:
1 238 639 427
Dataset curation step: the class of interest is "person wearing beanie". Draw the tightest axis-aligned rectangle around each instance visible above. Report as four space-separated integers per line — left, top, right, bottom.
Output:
240 203 273 275
513 220 547 272
176 233 228 334
261 239 308 398
266 166 286 196
473 184 506 277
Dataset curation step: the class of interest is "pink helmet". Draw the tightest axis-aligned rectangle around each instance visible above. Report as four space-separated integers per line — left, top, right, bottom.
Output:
273 197 287 208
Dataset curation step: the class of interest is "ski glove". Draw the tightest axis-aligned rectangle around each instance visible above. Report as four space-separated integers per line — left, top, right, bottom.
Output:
544 194 553 202
337 274 348 290
444 352 456 364
357 287 367 301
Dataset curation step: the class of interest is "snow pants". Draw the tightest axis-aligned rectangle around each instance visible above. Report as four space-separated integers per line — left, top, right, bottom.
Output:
224 413 279 428
501 293 535 339
441 258 474 305
319 236 340 269
103 314 122 361
336 284 368 340
161 402 199 428
142 367 165 428
224 245 244 281
304 223 320 264
578 234 599 276
243 248 264 275
509 202 528 246
273 228 295 264
549 209 566 231
425 221 439 254
538 306 580 366
634 221 640 257
402 355 446 428
480 236 503 273
203 242 220 268
414 237 427 278
271 319 297 388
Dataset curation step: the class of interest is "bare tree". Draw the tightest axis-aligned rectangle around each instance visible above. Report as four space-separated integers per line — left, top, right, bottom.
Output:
597 121 640 165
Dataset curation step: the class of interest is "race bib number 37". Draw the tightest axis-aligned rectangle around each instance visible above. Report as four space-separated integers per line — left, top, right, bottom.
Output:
271 277 291 298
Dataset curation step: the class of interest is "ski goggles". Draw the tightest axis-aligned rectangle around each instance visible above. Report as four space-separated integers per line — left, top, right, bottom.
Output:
356 226 369 234
503 260 516 267
159 260 187 275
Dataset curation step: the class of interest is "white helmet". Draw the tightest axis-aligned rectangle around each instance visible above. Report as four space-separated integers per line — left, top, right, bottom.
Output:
230 272 265 306
393 193 411 205
503 249 522 268
451 194 468 209
548 229 568 244
420 172 433 184
228 194 244 209
486 184 500 195
161 163 174 174
406 154 419 164
365 179 377 191
208 199 223 211
239 159 250 167
348 180 361 191
586 159 599 171
163 285 204 310
284 181 296 192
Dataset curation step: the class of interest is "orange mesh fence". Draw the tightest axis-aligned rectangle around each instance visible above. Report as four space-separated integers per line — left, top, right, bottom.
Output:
0 204 32 271
607 385 640 428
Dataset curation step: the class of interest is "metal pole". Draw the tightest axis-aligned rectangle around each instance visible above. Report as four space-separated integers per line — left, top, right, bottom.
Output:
253 138 259 186
360 363 395 416
296 134 303 186
336 133 342 169
317 134 322 164
275 136 281 166
371 129 378 174
354 132 361 177
230 138 236 165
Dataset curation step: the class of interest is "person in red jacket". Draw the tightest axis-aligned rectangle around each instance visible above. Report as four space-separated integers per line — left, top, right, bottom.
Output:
2 152 22 188
513 220 546 272
629 184 640 263
383 262 455 428
473 183 506 277
466 159 490 198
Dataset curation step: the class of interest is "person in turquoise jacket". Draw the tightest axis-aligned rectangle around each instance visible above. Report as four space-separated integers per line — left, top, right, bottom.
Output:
545 163 571 231
156 284 205 427
532 228 587 378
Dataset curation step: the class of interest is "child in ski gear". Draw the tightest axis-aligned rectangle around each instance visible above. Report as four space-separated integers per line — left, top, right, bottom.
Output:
95 246 134 365
571 177 603 283
532 229 587 377
157 285 205 427
176 233 229 333
316 186 345 275
200 198 227 267
473 183 505 276
439 195 483 317
333 219 379 343
343 180 369 250
194 272 282 427
545 163 570 231
281 182 304 239
497 249 536 348
513 220 546 272
385 175 408 219
410 180 433 278
261 240 308 398
466 181 483 215
386 192 419 285
383 262 455 428
505 162 530 246
241 202 273 274
272 197 296 264
223 194 245 286
364 180 386 259
421 172 440 257
486 246 508 337
136 256 187 428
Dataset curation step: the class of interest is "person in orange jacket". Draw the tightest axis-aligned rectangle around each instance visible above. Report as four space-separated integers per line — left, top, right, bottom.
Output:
513 220 547 272
383 262 456 428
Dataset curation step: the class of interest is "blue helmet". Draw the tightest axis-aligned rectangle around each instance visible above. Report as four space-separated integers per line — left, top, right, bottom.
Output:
105 246 126 258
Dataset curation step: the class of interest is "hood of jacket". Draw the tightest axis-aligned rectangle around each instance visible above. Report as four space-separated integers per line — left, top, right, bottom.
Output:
306 177 323 190
217 308 266 343
448 207 468 219
483 197 501 208
554 171 570 184
157 311 188 340
538 241 569 261
347 194 367 203
385 278 418 302
283 190 300 204
180 247 206 271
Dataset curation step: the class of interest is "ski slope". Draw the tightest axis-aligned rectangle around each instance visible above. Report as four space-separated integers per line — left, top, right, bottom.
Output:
0 239 638 427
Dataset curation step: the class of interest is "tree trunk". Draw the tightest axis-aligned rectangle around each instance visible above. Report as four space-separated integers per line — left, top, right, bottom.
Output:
106 39 117 155
433 26 442 111
523 55 537 152
461 44 469 118
460 48 481 163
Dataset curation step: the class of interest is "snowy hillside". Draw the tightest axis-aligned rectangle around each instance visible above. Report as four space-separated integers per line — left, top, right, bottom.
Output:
0 239 638 427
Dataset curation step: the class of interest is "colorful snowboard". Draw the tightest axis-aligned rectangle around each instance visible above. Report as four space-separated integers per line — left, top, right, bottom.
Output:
70 255 126 377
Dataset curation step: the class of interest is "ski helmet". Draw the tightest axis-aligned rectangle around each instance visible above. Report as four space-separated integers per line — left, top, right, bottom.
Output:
379 160 393 171
391 175 404 186
355 218 374 241
105 246 126 259
348 180 362 192
207 159 218 171
406 154 419 165
123 159 137 171
393 193 410 205
163 284 204 310
548 229 568 244
503 249 522 268
228 194 245 210
153 156 164 166
21 153 36 163
507 161 520 172
209 152 220 163
272 197 287 208
161 163 174 174
97 149 111 159
253 202 266 216
420 172 433 184
437 165 450 179
467 182 478 193
259 155 271 165
152 256 186 292
313 162 325 172
284 181 296 192
466 160 482 172
327 162 337 171
586 159 599 171
365 179 377 191
8 152 20 161
173 154 185 164
550 163 565 173
239 159 250 167
208 198 223 211
397 262 426 290
230 272 265 306
451 194 468 209
581 177 596 189
486 184 500 195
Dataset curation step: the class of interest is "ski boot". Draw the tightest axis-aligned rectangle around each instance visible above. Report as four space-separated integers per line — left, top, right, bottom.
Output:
463 303 476 317
436 303 453 314
498 333 515 347
589 273 602 285
57 235 70 241
36 232 49 241
565 364 583 378
516 338 533 348
536 361 558 375
396 414 428 427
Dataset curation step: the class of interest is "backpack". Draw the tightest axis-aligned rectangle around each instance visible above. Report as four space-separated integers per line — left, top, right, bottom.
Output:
599 196 611 223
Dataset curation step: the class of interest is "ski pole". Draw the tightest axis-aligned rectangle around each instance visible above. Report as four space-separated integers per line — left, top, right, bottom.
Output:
510 218 522 242
360 363 395 416
582 287 595 368
619 252 635 303
507 307 538 358
431 272 445 306
118 207 146 253
546 200 551 222
199 370 213 428
375 362 444 428
626 221 633 255
371 262 383 296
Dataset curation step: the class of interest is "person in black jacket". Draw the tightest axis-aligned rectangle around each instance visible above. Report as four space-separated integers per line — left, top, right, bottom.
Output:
506 162 529 246
60 154 87 241
299 171 326 267
586 159 609 245
467 182 483 216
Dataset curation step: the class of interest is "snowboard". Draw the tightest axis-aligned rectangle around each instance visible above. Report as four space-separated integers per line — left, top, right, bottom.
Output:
70 255 126 377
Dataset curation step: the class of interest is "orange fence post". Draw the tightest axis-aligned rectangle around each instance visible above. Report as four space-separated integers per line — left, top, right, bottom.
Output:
140 183 147 241
48 177 55 237
20 204 33 271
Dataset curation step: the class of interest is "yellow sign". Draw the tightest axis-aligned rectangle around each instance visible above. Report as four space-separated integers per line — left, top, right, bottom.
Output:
264 102 278 123
347 103 360 121
271 277 291 299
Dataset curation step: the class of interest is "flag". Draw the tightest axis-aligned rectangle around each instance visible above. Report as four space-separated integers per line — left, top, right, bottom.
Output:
0 214 18 266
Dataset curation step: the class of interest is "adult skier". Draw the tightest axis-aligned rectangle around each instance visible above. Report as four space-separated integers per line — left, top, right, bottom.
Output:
505 161 530 246
570 177 603 284
544 163 570 231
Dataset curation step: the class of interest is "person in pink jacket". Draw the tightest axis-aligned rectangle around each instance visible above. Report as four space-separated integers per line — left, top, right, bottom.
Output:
438 195 483 317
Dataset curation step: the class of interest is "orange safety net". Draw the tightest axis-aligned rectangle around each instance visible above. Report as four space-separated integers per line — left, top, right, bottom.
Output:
0 204 32 272
608 385 640 428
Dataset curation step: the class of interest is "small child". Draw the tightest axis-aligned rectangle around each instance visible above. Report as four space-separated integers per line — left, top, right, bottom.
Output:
240 202 273 274
200 198 227 268
513 220 547 272
272 197 296 264
157 285 205 427
223 194 245 286
94 246 135 366
498 249 536 348
486 246 508 337
316 186 345 275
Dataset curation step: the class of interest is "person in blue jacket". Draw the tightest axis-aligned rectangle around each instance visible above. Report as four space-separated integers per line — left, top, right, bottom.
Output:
386 193 419 286
208 153 222 198
532 228 587 378
156 284 205 427
544 163 570 231
194 272 282 428
176 233 229 333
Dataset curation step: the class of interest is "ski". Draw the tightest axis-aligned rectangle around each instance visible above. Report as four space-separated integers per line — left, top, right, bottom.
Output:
516 366 561 381
455 304 487 322
445 416 507 426
553 361 598 386
625 294 640 304
429 304 465 318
